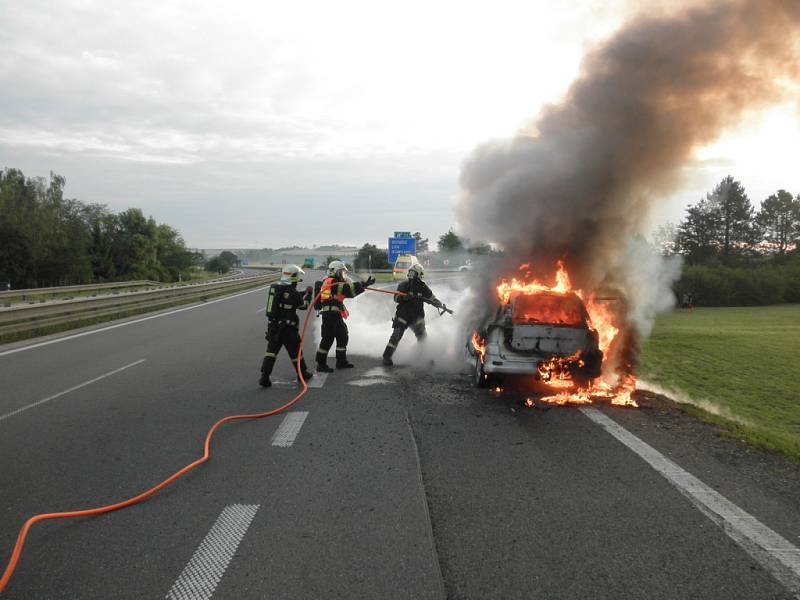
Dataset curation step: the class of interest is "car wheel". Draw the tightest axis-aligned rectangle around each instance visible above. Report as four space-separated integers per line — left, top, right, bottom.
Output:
474 356 489 388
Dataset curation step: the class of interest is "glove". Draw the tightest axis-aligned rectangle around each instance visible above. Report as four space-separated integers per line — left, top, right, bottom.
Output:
364 276 376 287
305 286 313 294
431 298 443 308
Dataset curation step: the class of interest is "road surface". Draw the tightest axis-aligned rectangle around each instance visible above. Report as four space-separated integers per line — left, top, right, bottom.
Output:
1 275 799 599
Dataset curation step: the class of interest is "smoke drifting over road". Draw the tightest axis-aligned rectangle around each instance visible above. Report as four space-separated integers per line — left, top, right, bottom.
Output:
457 0 800 332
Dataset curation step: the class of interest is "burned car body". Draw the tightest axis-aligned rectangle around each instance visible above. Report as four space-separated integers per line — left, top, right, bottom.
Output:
468 291 603 388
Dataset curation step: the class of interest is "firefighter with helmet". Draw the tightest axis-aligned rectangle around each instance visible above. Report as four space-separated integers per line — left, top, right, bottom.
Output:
259 265 314 387
382 262 445 366
315 260 375 372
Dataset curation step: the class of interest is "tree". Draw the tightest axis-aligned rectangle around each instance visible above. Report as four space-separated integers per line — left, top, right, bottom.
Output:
756 190 800 255
707 176 756 259
412 232 429 253
156 224 195 279
218 251 240 269
353 243 389 271
0 221 33 287
676 197 722 264
0 167 196 285
205 256 231 274
438 229 463 252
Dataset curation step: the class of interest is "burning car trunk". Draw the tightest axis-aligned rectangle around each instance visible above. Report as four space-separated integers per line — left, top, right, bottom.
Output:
467 263 636 407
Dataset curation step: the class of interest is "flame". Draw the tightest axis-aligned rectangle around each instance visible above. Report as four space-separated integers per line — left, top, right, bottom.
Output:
584 295 619 356
471 332 486 363
485 261 638 408
496 261 572 303
537 352 584 384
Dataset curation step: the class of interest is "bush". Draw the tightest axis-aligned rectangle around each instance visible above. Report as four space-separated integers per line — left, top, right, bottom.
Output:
675 258 800 306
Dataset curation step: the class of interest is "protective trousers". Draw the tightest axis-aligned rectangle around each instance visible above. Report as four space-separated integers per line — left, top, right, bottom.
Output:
260 325 309 381
383 318 427 360
317 312 350 367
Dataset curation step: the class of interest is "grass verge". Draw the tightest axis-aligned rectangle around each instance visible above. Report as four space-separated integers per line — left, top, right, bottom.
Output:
639 304 800 462
0 283 267 346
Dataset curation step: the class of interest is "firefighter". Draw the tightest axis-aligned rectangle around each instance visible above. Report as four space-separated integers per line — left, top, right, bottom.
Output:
315 260 375 372
259 264 314 387
382 262 446 366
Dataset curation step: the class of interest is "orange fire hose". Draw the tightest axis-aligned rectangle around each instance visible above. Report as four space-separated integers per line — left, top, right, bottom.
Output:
0 282 408 594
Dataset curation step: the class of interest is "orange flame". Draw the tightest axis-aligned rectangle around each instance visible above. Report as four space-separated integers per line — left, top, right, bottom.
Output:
491 261 638 407
496 261 572 303
471 332 486 363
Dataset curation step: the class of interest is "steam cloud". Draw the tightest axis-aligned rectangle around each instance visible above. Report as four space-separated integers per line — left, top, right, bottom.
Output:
457 0 800 346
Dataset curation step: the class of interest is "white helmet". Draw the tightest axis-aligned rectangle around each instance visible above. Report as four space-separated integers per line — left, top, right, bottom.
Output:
327 260 348 277
280 264 305 284
407 263 424 280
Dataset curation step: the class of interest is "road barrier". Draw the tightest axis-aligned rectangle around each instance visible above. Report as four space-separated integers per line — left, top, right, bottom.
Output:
0 270 252 300
0 272 279 343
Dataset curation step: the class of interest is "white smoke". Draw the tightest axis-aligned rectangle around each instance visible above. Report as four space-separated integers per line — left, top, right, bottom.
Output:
313 275 477 372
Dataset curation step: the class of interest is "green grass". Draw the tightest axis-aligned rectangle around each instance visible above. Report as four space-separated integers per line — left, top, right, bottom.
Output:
639 304 800 461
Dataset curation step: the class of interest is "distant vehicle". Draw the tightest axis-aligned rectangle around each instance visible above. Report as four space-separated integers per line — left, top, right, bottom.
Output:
302 257 315 269
0 281 9 291
458 264 472 272
392 255 418 280
467 291 603 388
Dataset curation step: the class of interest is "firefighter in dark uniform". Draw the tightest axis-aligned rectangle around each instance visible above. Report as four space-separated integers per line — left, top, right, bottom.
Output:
315 260 375 372
382 263 445 366
259 264 314 387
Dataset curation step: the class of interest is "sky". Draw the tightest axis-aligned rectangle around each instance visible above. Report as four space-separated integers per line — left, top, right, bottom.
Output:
1 0 798 249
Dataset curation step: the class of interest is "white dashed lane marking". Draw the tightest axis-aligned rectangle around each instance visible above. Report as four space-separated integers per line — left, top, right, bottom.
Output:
166 504 259 600
0 359 146 423
271 411 309 447
581 407 800 598
306 372 328 388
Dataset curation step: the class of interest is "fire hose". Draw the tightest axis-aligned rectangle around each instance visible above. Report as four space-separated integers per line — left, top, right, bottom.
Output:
0 280 452 594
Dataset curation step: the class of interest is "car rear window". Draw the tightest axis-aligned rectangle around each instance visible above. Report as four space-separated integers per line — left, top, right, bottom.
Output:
511 293 586 327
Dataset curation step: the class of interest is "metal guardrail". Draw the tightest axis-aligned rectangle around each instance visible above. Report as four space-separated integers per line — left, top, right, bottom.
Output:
0 269 261 300
0 273 279 341
0 280 163 298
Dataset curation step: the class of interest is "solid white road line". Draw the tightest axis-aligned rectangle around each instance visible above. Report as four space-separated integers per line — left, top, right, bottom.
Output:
0 287 266 358
581 407 800 597
306 372 328 388
165 504 259 600
271 411 309 447
0 359 146 423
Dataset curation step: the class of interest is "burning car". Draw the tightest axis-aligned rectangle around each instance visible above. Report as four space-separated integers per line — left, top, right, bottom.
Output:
466 262 637 406
468 290 602 389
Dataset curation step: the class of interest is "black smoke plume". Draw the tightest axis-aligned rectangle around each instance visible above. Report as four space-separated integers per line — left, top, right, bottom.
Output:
457 0 800 374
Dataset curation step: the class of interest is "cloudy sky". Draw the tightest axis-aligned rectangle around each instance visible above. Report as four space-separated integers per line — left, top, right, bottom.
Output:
1 0 798 249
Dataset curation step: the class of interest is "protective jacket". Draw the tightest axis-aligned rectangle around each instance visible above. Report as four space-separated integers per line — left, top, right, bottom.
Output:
394 279 439 325
319 276 366 319
267 283 311 328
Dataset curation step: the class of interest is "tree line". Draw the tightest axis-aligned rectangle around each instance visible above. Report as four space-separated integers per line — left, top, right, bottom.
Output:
659 175 800 306
0 168 201 288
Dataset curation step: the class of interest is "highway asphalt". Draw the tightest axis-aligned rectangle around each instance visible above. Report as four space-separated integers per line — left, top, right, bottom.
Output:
1 274 799 599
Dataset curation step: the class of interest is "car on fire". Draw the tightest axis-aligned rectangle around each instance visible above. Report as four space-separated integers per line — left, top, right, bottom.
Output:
467 290 603 389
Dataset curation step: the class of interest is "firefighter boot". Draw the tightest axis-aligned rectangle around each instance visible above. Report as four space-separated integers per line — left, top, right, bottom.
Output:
382 345 394 366
316 349 334 373
259 355 275 387
296 358 314 382
335 348 354 369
